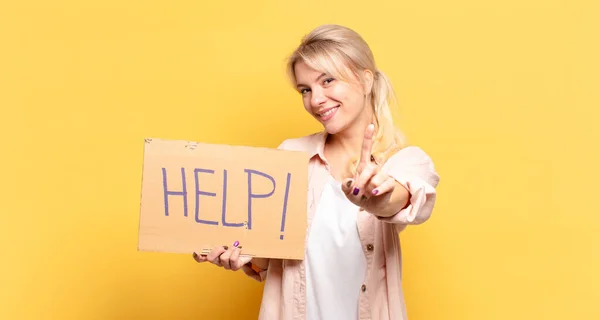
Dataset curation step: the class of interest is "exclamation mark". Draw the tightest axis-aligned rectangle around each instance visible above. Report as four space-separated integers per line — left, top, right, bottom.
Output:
280 173 291 240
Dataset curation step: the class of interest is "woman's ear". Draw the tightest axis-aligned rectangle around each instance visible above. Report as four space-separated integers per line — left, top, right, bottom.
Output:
363 69 375 96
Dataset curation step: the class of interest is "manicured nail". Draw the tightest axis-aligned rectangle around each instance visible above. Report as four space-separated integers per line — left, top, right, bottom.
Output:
233 240 239 247
372 189 379 195
346 180 353 188
353 188 359 195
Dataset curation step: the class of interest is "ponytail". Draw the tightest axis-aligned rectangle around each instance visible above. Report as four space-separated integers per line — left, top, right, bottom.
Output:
372 70 406 158
348 70 406 176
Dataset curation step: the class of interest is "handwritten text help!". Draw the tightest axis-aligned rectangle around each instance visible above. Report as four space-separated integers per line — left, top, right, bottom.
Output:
161 168 291 238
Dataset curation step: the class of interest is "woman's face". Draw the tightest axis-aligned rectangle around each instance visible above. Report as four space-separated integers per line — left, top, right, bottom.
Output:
294 60 373 135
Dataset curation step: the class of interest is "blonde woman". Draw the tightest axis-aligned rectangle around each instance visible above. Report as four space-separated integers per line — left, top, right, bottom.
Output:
193 24 440 320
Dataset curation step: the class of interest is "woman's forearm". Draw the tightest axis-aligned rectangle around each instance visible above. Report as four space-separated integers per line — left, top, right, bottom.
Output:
251 258 269 270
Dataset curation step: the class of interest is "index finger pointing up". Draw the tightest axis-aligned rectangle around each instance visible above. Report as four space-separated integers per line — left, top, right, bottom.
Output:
359 123 376 169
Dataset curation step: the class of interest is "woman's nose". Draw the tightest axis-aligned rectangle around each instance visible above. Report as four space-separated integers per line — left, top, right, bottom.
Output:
311 88 327 106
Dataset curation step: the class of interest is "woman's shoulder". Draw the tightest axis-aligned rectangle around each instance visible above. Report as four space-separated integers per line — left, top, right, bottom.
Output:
383 145 440 186
387 145 434 163
382 145 437 173
276 132 325 152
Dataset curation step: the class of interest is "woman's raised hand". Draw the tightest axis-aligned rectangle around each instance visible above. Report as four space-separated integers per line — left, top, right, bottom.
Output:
342 124 398 212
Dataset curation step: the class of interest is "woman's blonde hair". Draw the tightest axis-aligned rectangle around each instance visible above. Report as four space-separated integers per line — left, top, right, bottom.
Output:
286 24 406 174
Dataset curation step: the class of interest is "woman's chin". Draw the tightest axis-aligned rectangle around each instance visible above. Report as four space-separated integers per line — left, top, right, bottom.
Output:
323 122 346 135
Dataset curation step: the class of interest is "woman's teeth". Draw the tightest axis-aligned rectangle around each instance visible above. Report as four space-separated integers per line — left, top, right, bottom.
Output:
319 107 337 117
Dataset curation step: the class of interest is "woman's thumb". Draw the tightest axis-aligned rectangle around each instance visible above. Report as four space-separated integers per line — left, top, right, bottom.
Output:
341 178 354 195
239 255 252 265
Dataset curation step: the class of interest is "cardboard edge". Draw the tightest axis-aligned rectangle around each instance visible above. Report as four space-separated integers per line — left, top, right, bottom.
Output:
139 137 312 156
137 137 153 252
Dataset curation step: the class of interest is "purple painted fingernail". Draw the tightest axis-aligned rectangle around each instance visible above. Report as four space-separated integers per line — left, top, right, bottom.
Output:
372 189 379 195
233 241 239 247
353 188 359 195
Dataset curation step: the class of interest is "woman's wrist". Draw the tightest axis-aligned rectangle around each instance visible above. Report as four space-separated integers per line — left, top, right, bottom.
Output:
247 258 269 272
245 262 264 274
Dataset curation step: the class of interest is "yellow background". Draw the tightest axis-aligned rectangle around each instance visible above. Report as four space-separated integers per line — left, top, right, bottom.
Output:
1 0 599 319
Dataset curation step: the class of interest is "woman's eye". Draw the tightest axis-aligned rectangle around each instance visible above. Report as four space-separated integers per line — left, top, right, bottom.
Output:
323 78 335 85
300 88 310 94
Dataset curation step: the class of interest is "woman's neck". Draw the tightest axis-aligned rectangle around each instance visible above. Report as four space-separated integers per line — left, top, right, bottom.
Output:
327 112 375 158
327 129 364 159
323 114 377 184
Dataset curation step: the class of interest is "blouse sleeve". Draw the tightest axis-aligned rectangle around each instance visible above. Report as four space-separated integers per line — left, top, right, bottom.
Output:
377 146 440 225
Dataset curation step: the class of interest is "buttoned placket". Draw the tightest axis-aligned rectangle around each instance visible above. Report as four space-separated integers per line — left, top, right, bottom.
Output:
357 155 379 319
356 207 376 319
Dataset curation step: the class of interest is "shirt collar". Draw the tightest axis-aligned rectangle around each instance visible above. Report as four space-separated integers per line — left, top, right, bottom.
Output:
303 131 328 163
